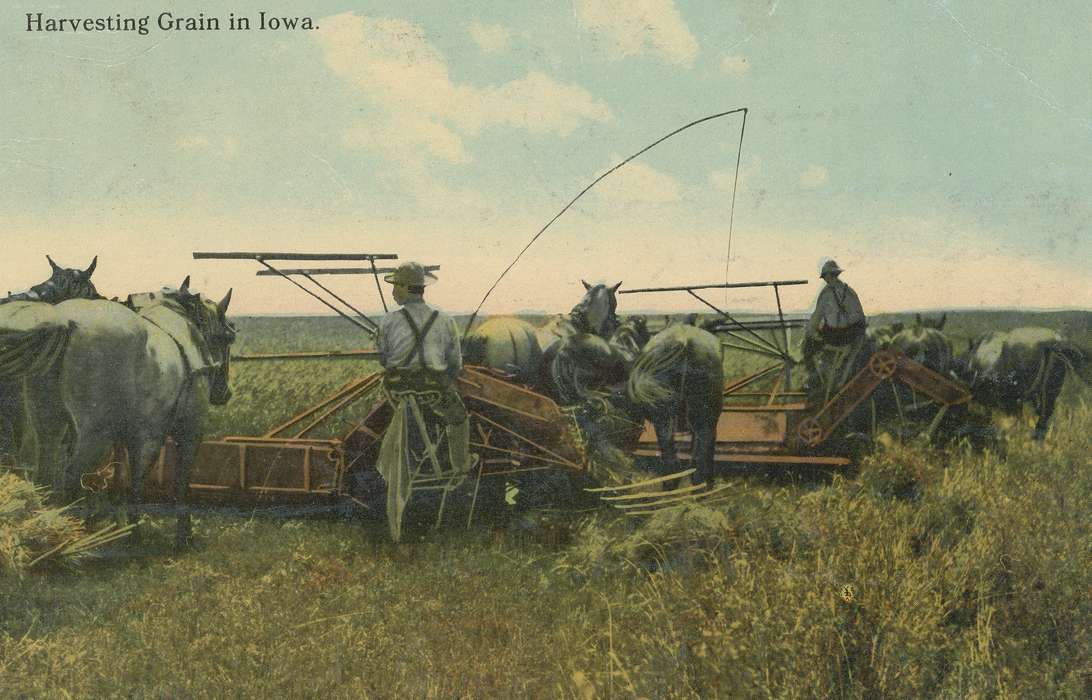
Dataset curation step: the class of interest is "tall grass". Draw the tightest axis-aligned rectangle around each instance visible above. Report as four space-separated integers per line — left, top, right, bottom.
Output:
0 311 1087 697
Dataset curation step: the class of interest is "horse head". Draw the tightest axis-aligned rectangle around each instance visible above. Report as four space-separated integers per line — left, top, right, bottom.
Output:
866 321 904 347
891 323 953 374
570 280 621 337
134 278 236 406
187 288 236 406
3 255 100 304
915 312 947 331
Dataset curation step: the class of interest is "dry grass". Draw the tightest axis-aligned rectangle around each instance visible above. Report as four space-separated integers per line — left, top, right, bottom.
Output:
0 472 132 578
1 313 1088 697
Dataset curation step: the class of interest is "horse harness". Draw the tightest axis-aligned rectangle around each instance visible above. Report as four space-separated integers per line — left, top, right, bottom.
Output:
138 313 224 380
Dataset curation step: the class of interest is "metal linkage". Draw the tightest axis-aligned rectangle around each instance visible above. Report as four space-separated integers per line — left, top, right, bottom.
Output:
619 278 808 363
192 251 407 336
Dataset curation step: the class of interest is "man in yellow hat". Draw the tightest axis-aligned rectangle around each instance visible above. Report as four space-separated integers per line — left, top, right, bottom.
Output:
375 262 473 540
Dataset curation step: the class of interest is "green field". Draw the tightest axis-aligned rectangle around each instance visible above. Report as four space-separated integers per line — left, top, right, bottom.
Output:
1 310 1089 698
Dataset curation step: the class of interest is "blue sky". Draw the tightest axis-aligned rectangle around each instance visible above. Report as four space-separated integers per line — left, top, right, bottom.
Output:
2 1 1089 315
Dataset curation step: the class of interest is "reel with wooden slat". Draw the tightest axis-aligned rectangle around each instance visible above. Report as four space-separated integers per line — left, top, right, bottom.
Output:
585 468 733 516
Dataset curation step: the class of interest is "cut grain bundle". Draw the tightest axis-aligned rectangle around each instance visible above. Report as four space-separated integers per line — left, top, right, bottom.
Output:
0 470 133 576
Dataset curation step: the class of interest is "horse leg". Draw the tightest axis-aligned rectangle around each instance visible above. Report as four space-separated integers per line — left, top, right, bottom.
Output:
652 411 680 490
54 427 115 526
1032 356 1065 442
124 436 163 543
171 432 199 550
690 416 717 488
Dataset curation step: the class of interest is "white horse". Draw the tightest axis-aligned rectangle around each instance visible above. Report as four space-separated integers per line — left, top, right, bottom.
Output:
0 279 234 547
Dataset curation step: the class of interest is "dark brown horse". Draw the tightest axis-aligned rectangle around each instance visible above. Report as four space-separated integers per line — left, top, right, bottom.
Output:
463 280 622 389
625 324 724 486
2 255 100 304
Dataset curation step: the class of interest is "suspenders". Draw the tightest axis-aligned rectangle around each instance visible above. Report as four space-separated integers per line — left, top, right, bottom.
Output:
400 307 440 368
832 286 850 316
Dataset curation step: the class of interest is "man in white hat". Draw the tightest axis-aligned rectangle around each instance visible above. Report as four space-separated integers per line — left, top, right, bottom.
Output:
375 262 473 540
803 259 867 372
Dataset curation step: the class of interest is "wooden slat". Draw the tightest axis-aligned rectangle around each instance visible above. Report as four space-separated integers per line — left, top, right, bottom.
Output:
584 469 695 492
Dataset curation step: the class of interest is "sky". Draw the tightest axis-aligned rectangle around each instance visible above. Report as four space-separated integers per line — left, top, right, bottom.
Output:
1 1 1089 318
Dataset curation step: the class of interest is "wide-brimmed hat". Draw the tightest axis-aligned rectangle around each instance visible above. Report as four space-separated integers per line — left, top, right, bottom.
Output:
819 260 844 278
384 261 438 287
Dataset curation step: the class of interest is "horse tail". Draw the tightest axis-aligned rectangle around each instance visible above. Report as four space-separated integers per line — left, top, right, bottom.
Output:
0 323 74 381
627 340 687 407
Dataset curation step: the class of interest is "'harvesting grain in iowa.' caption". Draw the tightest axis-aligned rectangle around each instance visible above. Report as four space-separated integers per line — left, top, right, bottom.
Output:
24 11 318 34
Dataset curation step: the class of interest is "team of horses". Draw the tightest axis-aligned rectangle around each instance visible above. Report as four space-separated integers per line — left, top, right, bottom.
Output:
874 314 1088 441
0 257 235 547
0 259 1086 546
466 281 726 486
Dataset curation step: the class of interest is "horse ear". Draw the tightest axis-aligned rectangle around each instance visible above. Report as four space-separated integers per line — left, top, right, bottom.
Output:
46 255 60 273
217 288 233 317
915 313 922 327
610 281 622 293
84 256 97 277
938 313 947 330
581 279 591 291
180 275 191 294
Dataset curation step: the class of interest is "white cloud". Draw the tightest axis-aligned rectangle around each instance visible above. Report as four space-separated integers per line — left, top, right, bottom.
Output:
720 54 751 77
595 158 682 204
800 164 829 188
468 21 511 53
575 0 699 67
315 13 611 164
343 116 468 165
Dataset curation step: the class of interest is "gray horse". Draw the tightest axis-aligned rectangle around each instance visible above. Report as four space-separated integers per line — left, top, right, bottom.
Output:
955 327 1088 441
889 314 953 375
0 256 102 460
1 278 234 546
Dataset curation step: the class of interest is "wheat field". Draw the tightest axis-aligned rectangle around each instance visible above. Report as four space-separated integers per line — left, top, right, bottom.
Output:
1 311 1088 698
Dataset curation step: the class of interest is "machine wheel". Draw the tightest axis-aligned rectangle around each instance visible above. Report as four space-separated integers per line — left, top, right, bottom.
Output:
797 418 823 446
868 350 897 379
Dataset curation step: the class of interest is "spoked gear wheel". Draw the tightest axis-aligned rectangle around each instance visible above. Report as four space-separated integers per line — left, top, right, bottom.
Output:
868 350 897 379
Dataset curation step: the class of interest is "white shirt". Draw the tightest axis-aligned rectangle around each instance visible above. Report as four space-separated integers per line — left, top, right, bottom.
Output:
808 279 866 334
376 300 462 377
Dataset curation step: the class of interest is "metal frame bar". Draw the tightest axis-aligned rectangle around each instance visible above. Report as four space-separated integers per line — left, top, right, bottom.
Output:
254 259 378 335
618 279 808 294
255 265 438 276
686 290 787 357
193 252 397 261
298 272 378 329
